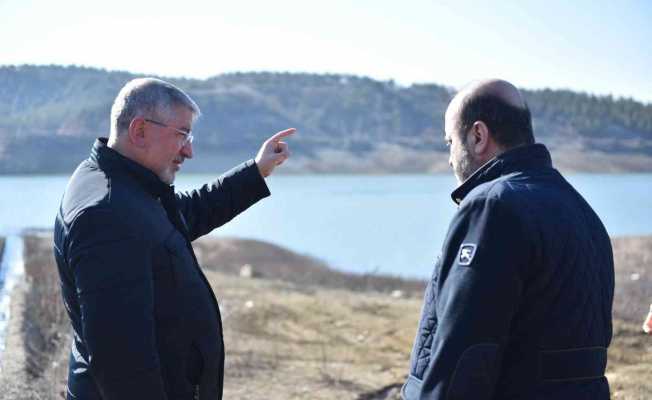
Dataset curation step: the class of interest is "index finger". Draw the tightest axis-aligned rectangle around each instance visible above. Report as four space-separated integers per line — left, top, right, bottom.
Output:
269 128 296 142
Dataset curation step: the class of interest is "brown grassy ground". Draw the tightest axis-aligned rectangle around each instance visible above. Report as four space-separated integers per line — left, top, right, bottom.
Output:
0 234 650 399
193 237 425 296
214 272 419 399
611 237 652 323
606 236 652 400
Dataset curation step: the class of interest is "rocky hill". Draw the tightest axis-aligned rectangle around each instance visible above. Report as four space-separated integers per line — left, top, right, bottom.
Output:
1 65 651 174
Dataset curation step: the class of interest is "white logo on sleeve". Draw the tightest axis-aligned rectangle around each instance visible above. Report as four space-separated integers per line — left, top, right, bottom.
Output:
458 244 477 265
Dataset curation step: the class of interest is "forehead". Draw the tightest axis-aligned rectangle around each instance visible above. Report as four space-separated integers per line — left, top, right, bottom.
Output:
166 106 195 127
444 100 462 139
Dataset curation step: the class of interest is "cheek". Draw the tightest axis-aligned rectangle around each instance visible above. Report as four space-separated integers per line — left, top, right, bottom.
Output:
450 144 460 162
162 145 180 162
152 151 176 172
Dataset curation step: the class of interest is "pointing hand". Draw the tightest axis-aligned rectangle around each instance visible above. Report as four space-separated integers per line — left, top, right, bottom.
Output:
255 128 295 178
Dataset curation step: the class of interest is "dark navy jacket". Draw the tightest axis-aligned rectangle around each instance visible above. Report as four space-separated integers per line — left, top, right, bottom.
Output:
402 144 614 400
54 138 270 400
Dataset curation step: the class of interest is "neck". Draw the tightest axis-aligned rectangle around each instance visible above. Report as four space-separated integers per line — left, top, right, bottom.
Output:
108 135 140 164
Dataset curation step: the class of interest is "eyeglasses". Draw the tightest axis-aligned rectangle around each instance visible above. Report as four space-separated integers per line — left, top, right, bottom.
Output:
144 118 194 146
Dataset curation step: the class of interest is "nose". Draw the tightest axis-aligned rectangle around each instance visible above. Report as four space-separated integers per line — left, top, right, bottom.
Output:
181 141 193 159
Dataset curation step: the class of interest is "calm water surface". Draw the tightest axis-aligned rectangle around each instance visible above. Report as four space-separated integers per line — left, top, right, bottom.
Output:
0 173 650 278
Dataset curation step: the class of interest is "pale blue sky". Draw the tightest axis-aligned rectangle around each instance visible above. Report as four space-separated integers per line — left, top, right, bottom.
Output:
1 0 650 102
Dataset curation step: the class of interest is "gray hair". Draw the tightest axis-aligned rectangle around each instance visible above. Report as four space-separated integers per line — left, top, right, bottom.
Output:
110 78 201 137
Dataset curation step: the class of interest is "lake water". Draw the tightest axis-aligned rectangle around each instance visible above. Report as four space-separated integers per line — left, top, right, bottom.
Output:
0 173 650 278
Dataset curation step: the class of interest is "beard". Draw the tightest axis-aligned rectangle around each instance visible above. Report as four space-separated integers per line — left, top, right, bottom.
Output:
157 165 176 185
453 141 481 184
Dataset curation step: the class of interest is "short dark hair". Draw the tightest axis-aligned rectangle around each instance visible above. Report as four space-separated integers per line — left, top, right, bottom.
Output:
458 94 535 148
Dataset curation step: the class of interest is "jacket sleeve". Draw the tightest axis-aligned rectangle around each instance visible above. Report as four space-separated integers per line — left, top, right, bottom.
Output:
175 160 271 241
67 208 167 400
416 197 529 400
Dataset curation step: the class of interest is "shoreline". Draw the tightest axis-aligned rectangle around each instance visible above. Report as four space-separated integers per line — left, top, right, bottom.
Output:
1 231 651 290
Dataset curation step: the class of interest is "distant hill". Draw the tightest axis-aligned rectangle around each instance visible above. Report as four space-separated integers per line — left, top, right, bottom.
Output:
1 65 650 174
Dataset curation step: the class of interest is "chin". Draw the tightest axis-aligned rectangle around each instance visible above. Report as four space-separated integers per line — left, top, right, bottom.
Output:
159 171 175 185
453 169 467 184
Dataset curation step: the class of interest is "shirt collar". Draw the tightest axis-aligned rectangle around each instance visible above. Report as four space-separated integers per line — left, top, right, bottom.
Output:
89 137 173 198
450 143 553 204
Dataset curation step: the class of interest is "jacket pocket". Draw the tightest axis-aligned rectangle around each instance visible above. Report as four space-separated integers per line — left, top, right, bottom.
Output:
163 230 203 289
151 242 180 321
151 242 175 284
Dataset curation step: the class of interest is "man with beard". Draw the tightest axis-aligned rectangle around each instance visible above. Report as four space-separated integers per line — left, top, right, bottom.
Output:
54 78 293 400
401 79 614 399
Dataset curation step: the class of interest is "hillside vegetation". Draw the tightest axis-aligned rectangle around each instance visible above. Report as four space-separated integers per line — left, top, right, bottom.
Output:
1 65 651 174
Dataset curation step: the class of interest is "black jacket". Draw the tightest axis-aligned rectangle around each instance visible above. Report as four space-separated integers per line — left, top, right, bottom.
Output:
402 144 614 400
54 138 270 400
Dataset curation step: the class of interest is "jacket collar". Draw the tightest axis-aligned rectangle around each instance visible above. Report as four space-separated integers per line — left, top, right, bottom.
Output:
90 137 173 198
450 143 553 204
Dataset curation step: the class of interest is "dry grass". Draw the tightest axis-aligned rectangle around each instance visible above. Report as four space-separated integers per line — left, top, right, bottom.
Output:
210 272 419 400
611 236 652 322
607 319 652 400
20 234 70 399
606 236 652 400
0 232 70 400
0 234 649 399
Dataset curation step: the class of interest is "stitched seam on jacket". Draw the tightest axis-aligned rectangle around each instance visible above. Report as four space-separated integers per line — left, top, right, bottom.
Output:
540 346 607 354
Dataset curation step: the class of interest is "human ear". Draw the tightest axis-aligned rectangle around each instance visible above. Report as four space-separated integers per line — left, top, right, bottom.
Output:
127 118 148 148
470 121 490 155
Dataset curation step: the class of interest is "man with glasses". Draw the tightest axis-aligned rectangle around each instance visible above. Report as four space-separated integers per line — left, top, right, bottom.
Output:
54 78 294 400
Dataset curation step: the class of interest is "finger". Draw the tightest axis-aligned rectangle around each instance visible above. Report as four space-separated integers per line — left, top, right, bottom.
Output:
275 154 288 165
274 142 289 153
274 147 290 163
269 128 296 143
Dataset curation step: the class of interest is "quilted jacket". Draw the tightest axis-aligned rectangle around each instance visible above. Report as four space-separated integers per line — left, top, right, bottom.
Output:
54 138 270 399
402 144 614 400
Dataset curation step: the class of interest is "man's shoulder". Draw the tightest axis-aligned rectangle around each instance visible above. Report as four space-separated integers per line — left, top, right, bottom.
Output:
466 168 562 206
60 160 156 228
461 173 526 208
457 171 561 229
60 160 110 224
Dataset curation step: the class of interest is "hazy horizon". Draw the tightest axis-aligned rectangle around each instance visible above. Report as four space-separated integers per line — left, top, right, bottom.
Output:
1 0 650 103
3 62 651 105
